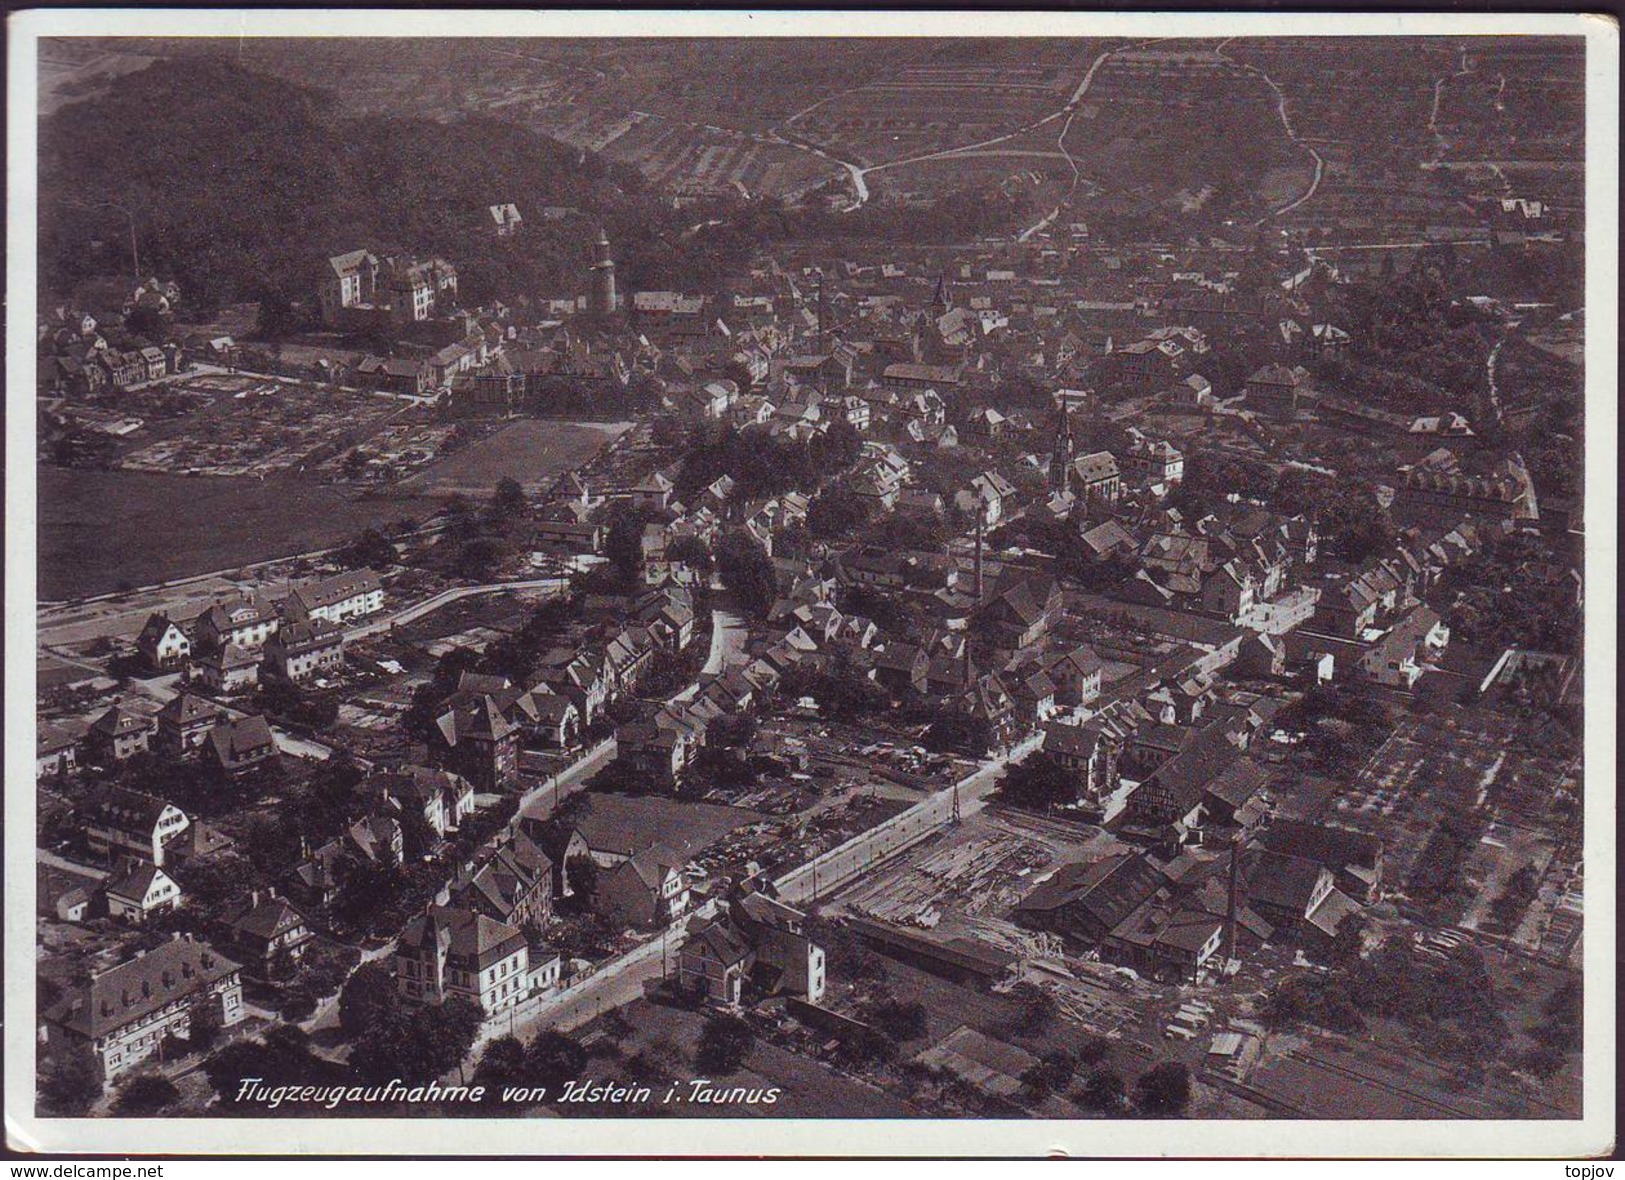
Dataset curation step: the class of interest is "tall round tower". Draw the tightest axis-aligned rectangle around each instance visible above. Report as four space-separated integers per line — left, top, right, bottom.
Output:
589 228 617 317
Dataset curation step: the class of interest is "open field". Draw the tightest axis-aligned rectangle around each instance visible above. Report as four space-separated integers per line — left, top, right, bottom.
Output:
45 35 1584 226
37 465 441 599
578 999 920 1118
399 419 626 496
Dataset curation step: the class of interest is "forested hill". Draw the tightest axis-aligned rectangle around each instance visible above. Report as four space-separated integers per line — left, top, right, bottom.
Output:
37 57 727 316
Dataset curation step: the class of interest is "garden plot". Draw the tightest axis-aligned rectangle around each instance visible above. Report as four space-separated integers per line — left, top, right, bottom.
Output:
1328 715 1579 926
118 379 400 476
321 423 459 483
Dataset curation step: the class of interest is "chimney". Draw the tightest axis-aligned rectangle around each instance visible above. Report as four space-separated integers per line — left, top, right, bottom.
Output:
249 889 261 910
1225 834 1241 970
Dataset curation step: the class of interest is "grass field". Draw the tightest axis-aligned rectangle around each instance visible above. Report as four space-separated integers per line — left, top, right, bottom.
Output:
401 419 626 496
37 465 442 600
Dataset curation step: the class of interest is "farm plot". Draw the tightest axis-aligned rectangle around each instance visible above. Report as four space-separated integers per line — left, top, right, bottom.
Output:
795 68 1071 168
118 378 401 477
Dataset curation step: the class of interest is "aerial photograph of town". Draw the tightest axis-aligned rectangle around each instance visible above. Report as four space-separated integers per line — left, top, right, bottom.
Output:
24 24 1593 1135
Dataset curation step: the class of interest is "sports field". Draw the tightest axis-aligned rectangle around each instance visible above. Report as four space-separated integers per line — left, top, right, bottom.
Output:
400 418 627 496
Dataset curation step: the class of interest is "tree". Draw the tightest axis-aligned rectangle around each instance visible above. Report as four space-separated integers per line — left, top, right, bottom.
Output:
860 995 929 1043
204 1025 345 1108
1133 1061 1192 1117
807 484 871 540
113 1073 180 1116
995 754 1076 811
604 505 660 585
487 477 529 531
474 1034 529 1098
1531 980 1582 1052
453 536 505 581
562 853 600 914
40 1045 104 1115
1078 1067 1126 1114
715 529 776 618
188 996 222 1052
338 959 398 1039
350 997 483 1085
339 528 397 570
524 1030 588 1089
695 1012 755 1074
1020 1049 1077 1101
1008 981 1058 1035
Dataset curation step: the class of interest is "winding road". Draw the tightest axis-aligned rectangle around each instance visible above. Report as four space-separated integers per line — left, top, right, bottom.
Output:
1214 39 1325 225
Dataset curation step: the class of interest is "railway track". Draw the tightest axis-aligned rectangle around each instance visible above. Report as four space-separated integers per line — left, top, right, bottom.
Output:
1283 1047 1482 1120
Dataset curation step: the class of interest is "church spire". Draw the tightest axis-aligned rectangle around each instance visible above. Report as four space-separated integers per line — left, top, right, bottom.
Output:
1051 398 1075 496
931 273 952 316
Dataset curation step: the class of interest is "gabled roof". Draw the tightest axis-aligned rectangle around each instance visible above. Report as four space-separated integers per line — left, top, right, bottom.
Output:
291 570 382 612
1203 757 1268 810
158 693 222 727
437 694 518 746
1143 724 1241 816
1015 854 1167 933
1243 849 1326 913
208 715 276 767
86 786 177 832
687 916 753 967
90 706 155 740
136 612 184 646
219 892 307 942
104 861 170 903
378 763 472 806
46 936 240 1040
399 905 526 971
1247 363 1300 388
1258 819 1381 870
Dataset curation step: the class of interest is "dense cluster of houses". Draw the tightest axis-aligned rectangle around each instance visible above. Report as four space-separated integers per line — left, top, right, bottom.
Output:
35 197 1579 1105
33 571 391 782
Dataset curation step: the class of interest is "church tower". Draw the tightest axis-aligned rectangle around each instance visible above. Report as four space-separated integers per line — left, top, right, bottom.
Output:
930 273 952 316
1051 399 1075 496
589 228 618 318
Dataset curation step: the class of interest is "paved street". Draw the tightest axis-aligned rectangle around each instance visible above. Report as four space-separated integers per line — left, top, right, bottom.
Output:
701 605 748 676
514 736 617 825
455 728 1044 1072
37 849 108 880
345 576 570 642
775 732 1042 905
472 919 689 1056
